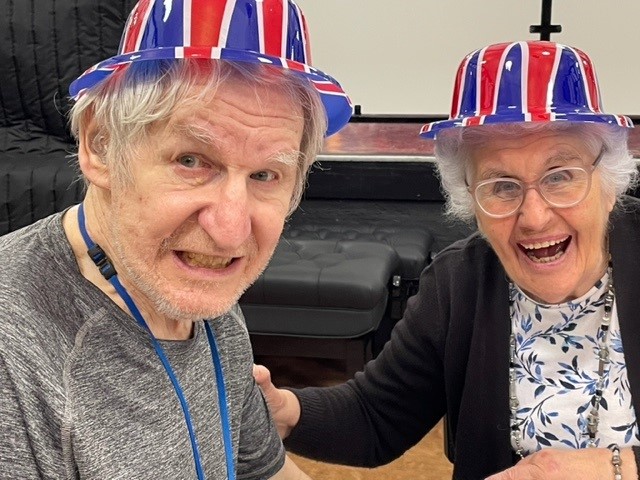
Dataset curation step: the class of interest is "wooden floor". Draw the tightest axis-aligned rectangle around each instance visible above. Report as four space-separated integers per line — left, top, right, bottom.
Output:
256 355 454 480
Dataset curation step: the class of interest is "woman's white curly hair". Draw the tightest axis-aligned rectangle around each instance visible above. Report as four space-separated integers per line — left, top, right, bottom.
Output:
434 122 638 223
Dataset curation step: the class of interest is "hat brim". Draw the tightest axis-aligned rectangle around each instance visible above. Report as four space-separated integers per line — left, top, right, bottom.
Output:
69 47 353 137
420 112 634 139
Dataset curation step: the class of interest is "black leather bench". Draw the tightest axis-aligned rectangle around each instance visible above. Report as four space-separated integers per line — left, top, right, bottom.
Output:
242 239 400 338
242 198 436 374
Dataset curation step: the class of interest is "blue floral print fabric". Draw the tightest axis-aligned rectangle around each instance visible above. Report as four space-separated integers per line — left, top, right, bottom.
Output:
510 271 640 454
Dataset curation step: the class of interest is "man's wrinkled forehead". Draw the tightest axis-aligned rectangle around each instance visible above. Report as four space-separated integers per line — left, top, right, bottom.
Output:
167 119 301 166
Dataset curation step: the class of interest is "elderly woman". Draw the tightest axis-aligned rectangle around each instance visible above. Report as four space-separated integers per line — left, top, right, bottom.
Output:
255 41 640 479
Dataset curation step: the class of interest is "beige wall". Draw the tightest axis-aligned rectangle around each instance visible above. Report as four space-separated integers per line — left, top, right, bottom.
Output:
296 0 640 116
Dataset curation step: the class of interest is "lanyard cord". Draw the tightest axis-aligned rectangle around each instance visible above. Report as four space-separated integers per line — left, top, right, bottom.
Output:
77 204 235 480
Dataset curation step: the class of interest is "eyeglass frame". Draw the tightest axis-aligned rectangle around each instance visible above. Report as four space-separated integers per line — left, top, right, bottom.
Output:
466 147 606 219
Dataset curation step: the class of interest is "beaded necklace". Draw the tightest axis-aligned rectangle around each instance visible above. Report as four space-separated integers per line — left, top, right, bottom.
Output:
508 264 615 459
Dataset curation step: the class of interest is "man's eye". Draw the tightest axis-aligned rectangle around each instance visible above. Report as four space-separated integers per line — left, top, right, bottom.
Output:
251 171 277 182
177 155 200 168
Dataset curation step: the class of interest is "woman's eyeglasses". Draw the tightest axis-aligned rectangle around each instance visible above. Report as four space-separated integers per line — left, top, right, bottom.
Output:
468 148 605 219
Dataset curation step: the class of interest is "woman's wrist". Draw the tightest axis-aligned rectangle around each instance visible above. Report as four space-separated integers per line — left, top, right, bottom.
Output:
619 447 639 480
610 445 622 480
629 446 640 480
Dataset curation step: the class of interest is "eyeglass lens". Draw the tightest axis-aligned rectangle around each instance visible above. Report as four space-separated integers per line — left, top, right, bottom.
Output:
475 167 591 217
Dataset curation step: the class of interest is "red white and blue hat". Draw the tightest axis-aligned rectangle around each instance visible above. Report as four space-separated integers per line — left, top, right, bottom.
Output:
69 0 352 136
420 41 633 139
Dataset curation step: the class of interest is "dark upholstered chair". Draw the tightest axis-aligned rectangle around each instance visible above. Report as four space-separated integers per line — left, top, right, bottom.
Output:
0 0 135 233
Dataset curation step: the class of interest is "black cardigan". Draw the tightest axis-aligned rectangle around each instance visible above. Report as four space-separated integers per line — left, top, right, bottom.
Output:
285 196 640 480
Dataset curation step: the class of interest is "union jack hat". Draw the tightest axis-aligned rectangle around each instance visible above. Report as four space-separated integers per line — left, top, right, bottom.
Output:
420 41 633 139
69 0 352 136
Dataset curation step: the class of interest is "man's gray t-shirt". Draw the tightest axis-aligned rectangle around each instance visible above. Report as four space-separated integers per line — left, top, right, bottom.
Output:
0 212 285 479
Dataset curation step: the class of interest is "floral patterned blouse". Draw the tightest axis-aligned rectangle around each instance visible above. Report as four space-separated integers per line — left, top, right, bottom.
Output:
510 271 640 454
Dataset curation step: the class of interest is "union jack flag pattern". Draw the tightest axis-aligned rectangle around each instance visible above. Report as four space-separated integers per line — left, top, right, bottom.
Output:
421 41 633 139
70 0 352 136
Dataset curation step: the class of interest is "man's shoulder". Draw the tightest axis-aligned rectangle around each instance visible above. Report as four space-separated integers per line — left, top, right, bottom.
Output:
0 213 84 354
0 213 67 271
0 213 73 302
207 305 252 355
209 304 246 332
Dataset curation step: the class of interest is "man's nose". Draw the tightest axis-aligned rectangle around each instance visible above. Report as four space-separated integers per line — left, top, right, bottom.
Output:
197 178 252 251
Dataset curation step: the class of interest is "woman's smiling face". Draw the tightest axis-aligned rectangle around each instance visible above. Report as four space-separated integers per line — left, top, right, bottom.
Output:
470 131 616 304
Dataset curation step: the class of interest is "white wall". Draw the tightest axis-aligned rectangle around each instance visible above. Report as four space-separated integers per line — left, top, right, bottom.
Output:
296 0 640 116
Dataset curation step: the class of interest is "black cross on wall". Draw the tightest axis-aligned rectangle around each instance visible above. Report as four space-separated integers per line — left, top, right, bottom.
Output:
530 0 562 41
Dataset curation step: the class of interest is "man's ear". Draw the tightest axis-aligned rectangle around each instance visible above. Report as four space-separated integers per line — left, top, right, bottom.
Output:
77 116 111 189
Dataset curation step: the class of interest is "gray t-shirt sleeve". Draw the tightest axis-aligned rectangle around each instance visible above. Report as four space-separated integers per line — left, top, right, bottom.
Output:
236 380 286 479
228 304 285 479
0 352 42 479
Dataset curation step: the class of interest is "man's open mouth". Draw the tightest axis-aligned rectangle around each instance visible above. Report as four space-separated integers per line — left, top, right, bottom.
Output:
177 251 234 269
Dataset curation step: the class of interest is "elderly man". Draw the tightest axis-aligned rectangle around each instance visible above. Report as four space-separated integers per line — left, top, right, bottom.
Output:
0 0 351 478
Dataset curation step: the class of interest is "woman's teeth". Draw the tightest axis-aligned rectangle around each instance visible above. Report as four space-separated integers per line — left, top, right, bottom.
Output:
520 237 568 250
520 236 570 263
527 250 564 263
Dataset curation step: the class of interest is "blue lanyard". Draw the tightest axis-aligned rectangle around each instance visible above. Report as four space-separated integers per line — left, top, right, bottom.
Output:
77 203 235 480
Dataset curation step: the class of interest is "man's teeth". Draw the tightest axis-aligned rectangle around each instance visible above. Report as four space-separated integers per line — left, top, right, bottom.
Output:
183 252 232 269
521 237 568 250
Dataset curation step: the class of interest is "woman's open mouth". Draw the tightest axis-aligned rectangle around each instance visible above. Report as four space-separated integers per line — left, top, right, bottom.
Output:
517 236 571 264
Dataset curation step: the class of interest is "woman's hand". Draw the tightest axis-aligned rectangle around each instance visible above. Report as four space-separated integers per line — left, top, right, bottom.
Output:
485 447 636 479
253 364 302 439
